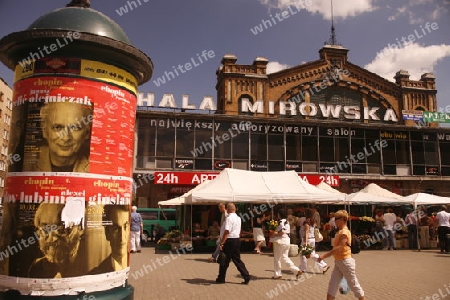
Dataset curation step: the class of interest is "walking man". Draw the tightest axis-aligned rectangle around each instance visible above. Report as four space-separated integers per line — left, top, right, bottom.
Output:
436 206 450 253
130 206 143 253
216 203 251 284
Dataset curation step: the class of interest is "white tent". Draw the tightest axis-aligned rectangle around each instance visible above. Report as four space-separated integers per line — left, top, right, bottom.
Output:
405 193 450 207
316 181 345 194
345 183 410 205
185 168 345 204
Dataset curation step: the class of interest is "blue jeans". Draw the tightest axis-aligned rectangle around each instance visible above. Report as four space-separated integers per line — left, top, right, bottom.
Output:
383 230 395 248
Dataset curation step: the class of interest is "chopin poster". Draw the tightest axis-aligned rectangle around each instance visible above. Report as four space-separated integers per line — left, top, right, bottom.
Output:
0 58 137 294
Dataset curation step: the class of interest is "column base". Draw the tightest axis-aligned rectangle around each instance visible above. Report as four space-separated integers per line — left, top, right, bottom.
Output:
0 284 134 300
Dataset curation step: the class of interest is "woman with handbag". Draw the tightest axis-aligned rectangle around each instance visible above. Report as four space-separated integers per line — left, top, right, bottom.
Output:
299 209 329 273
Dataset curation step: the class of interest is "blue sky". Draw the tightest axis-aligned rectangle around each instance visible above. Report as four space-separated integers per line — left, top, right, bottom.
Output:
0 0 449 117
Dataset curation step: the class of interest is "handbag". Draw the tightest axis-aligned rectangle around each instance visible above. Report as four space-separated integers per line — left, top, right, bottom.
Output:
314 228 323 242
217 251 227 266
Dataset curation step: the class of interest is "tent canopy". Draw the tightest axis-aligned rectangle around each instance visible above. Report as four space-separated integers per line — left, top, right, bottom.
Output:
405 193 450 207
186 168 345 204
345 183 410 205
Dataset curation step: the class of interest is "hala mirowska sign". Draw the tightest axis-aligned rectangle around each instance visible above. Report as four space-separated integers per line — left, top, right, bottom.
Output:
137 93 399 123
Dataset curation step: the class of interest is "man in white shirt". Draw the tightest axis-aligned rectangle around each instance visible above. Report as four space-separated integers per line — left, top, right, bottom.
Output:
216 203 251 284
436 206 450 253
383 208 397 250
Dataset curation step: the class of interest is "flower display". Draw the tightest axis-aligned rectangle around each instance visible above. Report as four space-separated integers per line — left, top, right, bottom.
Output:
299 244 315 257
359 216 375 222
267 220 278 231
157 238 170 245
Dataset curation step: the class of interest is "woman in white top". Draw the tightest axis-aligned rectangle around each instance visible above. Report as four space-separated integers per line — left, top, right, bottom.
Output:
300 210 329 273
270 209 302 279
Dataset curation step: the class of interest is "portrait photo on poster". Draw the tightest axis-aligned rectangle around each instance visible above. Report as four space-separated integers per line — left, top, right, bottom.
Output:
28 199 85 278
22 101 93 173
88 204 130 275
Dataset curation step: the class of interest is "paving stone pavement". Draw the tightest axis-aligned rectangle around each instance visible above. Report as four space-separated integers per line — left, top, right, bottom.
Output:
128 245 450 300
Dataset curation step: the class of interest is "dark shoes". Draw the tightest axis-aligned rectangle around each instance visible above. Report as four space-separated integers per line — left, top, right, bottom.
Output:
137 250 141 253
242 277 250 284
215 278 225 284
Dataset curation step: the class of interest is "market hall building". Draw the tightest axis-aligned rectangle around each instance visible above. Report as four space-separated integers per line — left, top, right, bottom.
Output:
134 44 450 209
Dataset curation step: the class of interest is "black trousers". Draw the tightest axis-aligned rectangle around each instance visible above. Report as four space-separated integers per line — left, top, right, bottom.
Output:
438 226 450 252
218 238 250 281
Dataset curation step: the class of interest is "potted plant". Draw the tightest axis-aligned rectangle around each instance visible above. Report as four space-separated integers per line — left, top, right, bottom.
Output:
156 238 171 250
267 220 278 235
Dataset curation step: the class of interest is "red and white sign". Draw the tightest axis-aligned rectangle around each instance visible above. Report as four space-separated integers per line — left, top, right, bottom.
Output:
154 171 340 186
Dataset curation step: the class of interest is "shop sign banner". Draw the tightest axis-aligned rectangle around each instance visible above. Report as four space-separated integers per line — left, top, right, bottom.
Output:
423 111 450 123
402 109 423 121
154 171 340 186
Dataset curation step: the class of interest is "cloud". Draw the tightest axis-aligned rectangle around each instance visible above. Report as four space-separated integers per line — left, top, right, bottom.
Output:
266 61 290 74
386 0 449 23
365 43 450 81
258 0 376 19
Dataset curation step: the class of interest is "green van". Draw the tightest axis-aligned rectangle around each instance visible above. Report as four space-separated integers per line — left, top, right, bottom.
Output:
137 208 177 242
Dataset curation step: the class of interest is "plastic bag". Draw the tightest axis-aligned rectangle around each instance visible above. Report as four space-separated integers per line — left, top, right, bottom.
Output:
339 278 350 294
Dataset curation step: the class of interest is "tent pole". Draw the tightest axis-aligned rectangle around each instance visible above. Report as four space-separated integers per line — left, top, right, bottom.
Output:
415 205 421 252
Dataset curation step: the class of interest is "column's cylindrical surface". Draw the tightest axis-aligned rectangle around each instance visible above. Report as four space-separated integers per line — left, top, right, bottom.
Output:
0 2 152 298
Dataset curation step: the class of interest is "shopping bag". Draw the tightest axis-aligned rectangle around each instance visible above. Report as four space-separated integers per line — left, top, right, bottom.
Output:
314 228 323 242
339 278 350 294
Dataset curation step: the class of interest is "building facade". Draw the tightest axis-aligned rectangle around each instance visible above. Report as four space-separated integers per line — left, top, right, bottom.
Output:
134 45 450 208
0 78 12 204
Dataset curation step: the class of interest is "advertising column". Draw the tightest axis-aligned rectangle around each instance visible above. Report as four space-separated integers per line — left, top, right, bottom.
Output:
0 57 139 295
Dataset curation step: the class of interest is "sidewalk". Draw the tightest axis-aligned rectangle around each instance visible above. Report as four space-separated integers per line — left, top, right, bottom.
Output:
128 244 450 300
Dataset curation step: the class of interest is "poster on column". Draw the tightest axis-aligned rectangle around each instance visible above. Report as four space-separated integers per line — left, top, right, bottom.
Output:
0 58 138 294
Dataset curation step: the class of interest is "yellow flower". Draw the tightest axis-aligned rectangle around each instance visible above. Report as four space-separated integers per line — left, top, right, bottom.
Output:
267 220 278 231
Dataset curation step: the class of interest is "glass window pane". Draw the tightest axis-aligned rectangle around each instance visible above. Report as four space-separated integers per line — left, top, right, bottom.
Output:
411 141 425 164
302 136 317 161
382 141 396 164
319 137 334 162
396 141 410 164
176 130 195 157
350 138 364 163
441 142 450 165
286 134 301 160
195 159 212 170
193 131 212 158
214 121 232 159
413 165 425 175
268 161 285 171
424 142 438 165
366 138 382 163
233 132 248 159
336 137 350 161
268 134 284 160
137 127 155 157
156 128 175 157
251 133 267 160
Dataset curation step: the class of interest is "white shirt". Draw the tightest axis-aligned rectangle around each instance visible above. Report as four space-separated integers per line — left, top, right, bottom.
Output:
383 212 397 231
436 210 450 227
271 219 291 245
221 212 241 238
